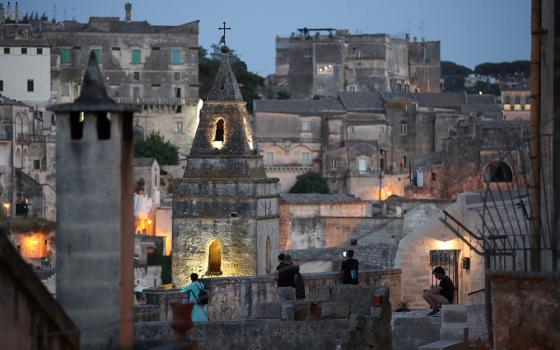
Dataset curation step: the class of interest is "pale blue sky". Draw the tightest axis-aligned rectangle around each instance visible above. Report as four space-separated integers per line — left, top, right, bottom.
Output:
19 0 530 75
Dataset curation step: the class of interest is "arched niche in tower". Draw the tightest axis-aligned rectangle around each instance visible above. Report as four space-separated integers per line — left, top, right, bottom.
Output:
212 118 225 149
265 236 271 274
207 239 223 275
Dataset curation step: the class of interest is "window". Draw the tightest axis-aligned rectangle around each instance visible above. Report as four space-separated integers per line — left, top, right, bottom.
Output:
175 122 183 133
397 83 402 92
3 47 9 54
37 48 43 55
131 49 141 64
317 84 325 92
151 83 161 88
317 64 334 74
302 152 311 165
348 126 354 133
27 79 34 92
400 122 408 136
174 72 181 81
21 48 27 55
175 88 182 98
379 126 385 135
266 152 274 165
207 239 223 275
61 84 70 97
301 120 310 131
33 160 40 170
132 86 141 98
133 72 140 81
171 49 181 64
303 48 312 57
431 172 437 181
214 119 224 142
484 162 513 183
0 80 3 92
347 84 357 92
330 159 337 169
60 48 72 64
93 48 101 63
353 48 361 58
404 84 409 92
358 158 368 174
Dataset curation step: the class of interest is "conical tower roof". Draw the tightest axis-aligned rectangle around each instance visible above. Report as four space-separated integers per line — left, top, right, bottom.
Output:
206 47 244 102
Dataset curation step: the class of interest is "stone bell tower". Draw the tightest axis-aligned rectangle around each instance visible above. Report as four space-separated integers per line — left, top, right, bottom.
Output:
172 42 280 286
48 52 136 349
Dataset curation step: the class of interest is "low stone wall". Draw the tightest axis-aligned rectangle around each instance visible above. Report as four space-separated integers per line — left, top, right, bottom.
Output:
202 269 401 321
143 269 401 321
490 272 560 350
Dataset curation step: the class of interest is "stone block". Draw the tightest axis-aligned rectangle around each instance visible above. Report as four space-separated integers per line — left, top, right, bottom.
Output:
251 302 281 319
418 340 468 350
442 305 467 324
321 300 350 318
440 324 468 342
280 302 294 320
293 301 310 321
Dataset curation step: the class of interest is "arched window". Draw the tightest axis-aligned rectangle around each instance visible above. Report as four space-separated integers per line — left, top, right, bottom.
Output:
265 236 271 274
215 119 224 142
484 162 513 183
207 239 223 275
133 125 145 142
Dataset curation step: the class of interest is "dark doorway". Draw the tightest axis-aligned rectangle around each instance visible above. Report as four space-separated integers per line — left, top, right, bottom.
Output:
430 249 460 303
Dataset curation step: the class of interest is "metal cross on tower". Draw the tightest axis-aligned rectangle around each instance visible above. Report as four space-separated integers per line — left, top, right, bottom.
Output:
219 21 231 46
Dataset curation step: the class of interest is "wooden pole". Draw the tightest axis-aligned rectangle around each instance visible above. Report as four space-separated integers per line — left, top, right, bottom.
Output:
529 0 542 272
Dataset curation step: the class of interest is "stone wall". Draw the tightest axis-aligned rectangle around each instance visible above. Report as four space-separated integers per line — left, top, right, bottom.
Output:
490 272 560 350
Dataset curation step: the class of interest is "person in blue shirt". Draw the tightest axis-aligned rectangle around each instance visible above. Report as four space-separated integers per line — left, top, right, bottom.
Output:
181 273 208 322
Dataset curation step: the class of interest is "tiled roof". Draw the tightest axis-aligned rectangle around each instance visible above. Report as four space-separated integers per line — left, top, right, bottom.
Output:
0 94 28 107
133 157 156 167
338 91 385 110
280 193 361 204
254 98 345 114
414 92 466 108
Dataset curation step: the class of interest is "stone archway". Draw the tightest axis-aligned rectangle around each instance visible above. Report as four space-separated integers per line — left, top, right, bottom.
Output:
207 239 223 275
483 161 513 183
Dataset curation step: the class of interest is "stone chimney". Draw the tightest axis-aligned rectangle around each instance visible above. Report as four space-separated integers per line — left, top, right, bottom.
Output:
14 1 18 21
124 2 131 22
0 3 5 23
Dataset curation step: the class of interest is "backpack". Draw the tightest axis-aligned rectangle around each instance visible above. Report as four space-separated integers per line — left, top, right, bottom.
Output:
195 282 209 305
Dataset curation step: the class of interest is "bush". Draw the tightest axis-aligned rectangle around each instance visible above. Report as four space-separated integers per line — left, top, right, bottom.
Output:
289 172 329 194
134 132 179 165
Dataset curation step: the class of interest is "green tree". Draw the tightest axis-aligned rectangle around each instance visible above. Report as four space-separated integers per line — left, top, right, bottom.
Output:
134 132 179 165
441 61 472 77
199 45 264 112
443 75 466 92
289 172 330 194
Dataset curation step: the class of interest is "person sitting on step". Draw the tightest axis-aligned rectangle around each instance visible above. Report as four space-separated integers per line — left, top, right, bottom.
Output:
423 266 454 316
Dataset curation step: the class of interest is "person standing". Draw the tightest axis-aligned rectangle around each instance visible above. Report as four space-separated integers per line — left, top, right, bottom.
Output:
340 250 359 285
275 254 297 301
180 273 208 322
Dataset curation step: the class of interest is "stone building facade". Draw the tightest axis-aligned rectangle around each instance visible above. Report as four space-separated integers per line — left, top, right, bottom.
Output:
0 3 200 157
254 91 503 200
172 46 280 286
268 28 440 99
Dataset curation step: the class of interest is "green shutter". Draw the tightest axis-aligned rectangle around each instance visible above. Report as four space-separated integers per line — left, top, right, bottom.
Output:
93 49 101 63
132 49 141 64
171 49 181 64
60 48 72 64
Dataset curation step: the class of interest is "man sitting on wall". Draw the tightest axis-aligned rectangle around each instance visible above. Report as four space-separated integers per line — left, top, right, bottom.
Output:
423 266 455 316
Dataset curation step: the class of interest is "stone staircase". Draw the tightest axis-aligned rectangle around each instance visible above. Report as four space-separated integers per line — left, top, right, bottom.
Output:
419 304 469 350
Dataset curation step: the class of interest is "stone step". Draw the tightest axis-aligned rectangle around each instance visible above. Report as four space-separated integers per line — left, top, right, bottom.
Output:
418 340 468 350
442 304 467 324
440 323 469 342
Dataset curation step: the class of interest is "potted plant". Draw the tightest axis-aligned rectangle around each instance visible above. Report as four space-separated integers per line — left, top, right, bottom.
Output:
395 300 411 312
169 301 195 339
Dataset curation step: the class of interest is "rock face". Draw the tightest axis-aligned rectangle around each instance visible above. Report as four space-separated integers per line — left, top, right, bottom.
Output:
172 48 280 286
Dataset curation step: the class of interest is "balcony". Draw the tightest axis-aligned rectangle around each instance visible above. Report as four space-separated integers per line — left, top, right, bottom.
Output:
16 133 46 144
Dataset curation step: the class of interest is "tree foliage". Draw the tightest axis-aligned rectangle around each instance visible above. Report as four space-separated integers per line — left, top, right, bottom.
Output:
199 45 264 112
289 172 330 194
441 61 472 77
134 132 179 165
474 60 530 77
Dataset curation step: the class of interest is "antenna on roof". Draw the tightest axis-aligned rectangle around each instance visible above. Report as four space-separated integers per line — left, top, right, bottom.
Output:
62 3 66 20
52 3 56 22
419 18 425 42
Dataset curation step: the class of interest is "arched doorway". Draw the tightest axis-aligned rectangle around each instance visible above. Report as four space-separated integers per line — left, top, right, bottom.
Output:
207 239 223 275
483 162 513 183
265 236 271 274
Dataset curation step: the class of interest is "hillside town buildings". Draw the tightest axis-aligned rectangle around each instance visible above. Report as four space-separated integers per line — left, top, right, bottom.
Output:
266 28 441 99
